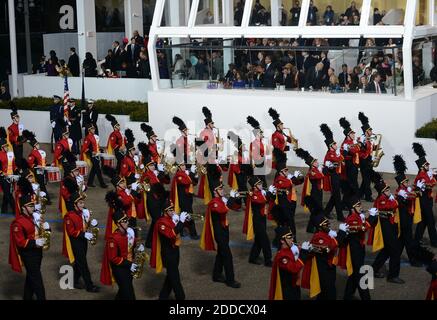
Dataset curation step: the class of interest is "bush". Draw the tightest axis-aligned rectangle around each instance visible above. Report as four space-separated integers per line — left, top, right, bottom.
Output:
416 118 437 139
0 96 148 122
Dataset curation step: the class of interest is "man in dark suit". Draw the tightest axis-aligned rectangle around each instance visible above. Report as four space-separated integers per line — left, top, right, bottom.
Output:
365 72 386 93
137 52 151 79
133 30 144 47
262 55 277 89
68 47 80 77
296 51 317 74
338 64 351 88
112 41 122 71
305 63 327 90
281 64 293 89
126 38 141 65
82 100 99 136
50 95 65 143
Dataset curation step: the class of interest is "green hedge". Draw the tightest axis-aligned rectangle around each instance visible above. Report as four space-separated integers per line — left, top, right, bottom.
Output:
416 118 437 139
0 97 148 122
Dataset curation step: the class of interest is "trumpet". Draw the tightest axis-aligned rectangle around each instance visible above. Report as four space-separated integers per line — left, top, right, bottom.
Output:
163 161 178 175
310 244 330 254
283 128 299 150
186 213 205 221
195 162 207 176
140 179 151 192
86 210 99 246
37 188 51 251
348 225 367 233
370 134 384 168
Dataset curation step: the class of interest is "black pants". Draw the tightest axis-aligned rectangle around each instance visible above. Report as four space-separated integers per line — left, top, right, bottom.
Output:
20 249 46 300
112 265 135 300
145 196 163 248
13 144 23 162
277 197 297 239
414 196 437 246
372 218 401 279
88 156 105 186
344 161 359 203
359 158 373 200
249 214 272 264
316 257 336 300
1 177 15 214
398 206 416 262
343 242 371 300
325 173 344 220
159 250 185 300
70 237 94 289
213 226 235 283
183 220 198 237
35 172 50 202
306 188 323 233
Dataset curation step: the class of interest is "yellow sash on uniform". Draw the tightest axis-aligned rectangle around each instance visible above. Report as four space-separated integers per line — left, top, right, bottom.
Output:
413 198 422 224
203 175 212 205
372 217 384 252
309 256 321 298
274 266 283 300
346 245 353 276
246 201 254 241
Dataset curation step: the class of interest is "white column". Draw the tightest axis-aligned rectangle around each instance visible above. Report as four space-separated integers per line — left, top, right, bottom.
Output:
124 0 144 39
8 0 18 97
223 0 234 72
429 0 435 26
271 0 281 26
360 0 371 27
169 0 184 55
299 0 310 27
148 0 166 91
223 0 234 25
214 0 220 24
76 0 97 69
403 0 418 99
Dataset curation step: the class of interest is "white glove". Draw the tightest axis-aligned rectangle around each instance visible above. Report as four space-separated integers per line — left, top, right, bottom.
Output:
127 227 135 240
325 161 333 168
301 241 312 251
82 184 86 192
139 164 145 170
131 182 139 191
130 263 138 273
76 175 84 184
369 208 379 216
343 144 349 152
190 165 197 174
134 173 140 179
137 244 145 252
84 232 94 241
90 219 98 227
336 148 341 156
428 169 434 179
398 189 408 199
360 134 366 143
328 230 337 238
180 212 188 223
265 154 272 160
416 180 425 191
222 197 228 205
35 238 46 247
339 223 349 233
261 190 266 196
32 183 39 192
41 222 50 230
185 170 190 176
51 121 56 129
153 170 159 176
318 164 324 173
360 213 366 223
34 204 42 211
407 187 412 193
39 191 46 198
287 173 293 180
172 214 180 225
291 244 299 261
389 194 395 201
230 190 237 198
268 185 277 194
157 164 165 172
293 170 301 178
82 208 90 221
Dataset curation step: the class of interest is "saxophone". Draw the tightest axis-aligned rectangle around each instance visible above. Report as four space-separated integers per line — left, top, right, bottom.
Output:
39 195 51 251
132 234 149 279
85 210 99 246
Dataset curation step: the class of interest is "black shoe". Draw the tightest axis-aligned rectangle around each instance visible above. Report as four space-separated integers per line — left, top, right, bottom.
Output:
74 283 84 290
190 235 200 240
86 285 100 293
88 184 96 188
226 281 241 289
374 271 385 278
387 277 405 284
100 184 108 189
213 275 226 283
264 261 273 267
249 259 261 265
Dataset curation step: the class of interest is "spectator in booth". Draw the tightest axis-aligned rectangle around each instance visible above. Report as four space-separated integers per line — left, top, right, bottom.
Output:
157 51 170 79
195 57 209 80
126 37 141 65
329 74 341 91
211 52 224 80
234 1 244 25
137 52 151 79
0 83 11 101
297 51 317 73
133 30 144 47
323 5 334 25
281 63 293 89
120 61 137 78
378 56 393 82
412 56 425 87
320 51 330 75
232 71 246 88
366 72 386 93
358 75 369 91
225 63 237 82
305 62 327 90
49 50 59 66
307 0 318 25
102 49 114 72
350 66 361 91
83 52 98 77
290 0 301 26
112 41 123 71
338 64 351 88
68 47 80 77
280 5 288 26
291 65 305 89
345 1 360 20
35 56 47 74
172 54 185 80
46 59 58 77
204 10 214 24
352 13 360 25
253 65 265 88
262 55 277 89
373 8 383 25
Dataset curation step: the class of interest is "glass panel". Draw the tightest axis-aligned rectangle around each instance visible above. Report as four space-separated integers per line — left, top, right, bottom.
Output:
416 0 430 25
249 0 272 26
195 0 223 25
300 0 363 26
370 0 406 25
161 0 189 27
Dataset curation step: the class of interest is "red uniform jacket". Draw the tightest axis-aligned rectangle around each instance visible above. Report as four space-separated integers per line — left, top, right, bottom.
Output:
120 155 136 178
148 142 160 164
250 138 265 166
199 128 215 148
107 130 125 154
9 214 39 272
323 149 344 190
157 215 181 247
307 167 324 190
64 210 86 239
396 185 417 215
81 133 99 158
171 170 194 202
341 137 360 167
209 197 230 228
27 149 46 168
54 138 70 164
310 231 339 265
7 123 22 147
0 150 16 175
272 130 291 152
374 193 399 225
274 175 301 202
415 170 436 199
359 140 372 160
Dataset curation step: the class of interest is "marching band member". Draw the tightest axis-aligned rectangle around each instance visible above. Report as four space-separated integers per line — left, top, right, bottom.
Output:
357 112 374 202
368 172 404 283
101 196 141 300
22 130 50 204
200 181 241 288
245 176 274 266
63 192 99 292
171 160 199 240
269 226 310 300
295 148 325 233
301 196 348 300
8 104 25 161
337 196 371 300
9 194 48 300
105 114 126 169
268 108 293 169
151 197 188 300
247 116 270 187
59 151 82 217
140 123 160 163
0 127 16 214
199 106 219 164
53 124 72 167
412 143 437 247
119 129 137 180
320 124 345 221
339 117 361 206
393 155 423 266
13 165 36 216
81 123 107 188
172 116 191 167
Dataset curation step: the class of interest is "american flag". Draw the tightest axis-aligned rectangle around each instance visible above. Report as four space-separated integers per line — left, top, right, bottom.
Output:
63 76 70 118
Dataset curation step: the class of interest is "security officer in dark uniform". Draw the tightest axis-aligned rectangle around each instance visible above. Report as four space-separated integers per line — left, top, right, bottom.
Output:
82 99 99 136
50 95 65 143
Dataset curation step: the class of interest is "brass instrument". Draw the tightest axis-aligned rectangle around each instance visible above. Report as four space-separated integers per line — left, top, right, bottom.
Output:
163 160 178 175
39 195 51 251
141 178 151 192
187 213 205 221
370 134 384 168
283 128 299 150
85 210 99 246
132 232 149 279
196 162 207 176
310 244 330 254
215 129 224 152
348 225 367 233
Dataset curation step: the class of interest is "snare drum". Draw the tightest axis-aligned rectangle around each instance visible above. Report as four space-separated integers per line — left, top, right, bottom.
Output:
45 167 62 183
76 161 89 176
101 153 116 169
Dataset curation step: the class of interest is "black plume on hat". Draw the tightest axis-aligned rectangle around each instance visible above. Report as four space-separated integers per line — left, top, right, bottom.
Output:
295 148 315 167
105 114 119 127
202 106 213 125
320 123 335 148
172 116 187 131
247 116 261 130
125 129 135 151
140 123 156 140
358 112 372 133
393 155 407 176
412 143 426 158
63 177 79 194
103 166 123 187
17 177 33 196
22 130 38 147
268 108 282 127
339 117 354 136
10 102 18 118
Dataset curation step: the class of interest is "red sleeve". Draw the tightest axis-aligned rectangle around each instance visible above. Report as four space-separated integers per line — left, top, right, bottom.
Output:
251 194 266 205
107 238 124 265
272 133 285 151
65 215 81 238
27 154 35 168
60 184 70 201
120 160 129 177
157 221 177 240
81 137 90 155
11 222 30 248
278 254 305 273
8 128 17 144
54 143 64 161
308 168 324 181
176 174 191 186
109 133 118 149
328 237 338 252
210 201 228 215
